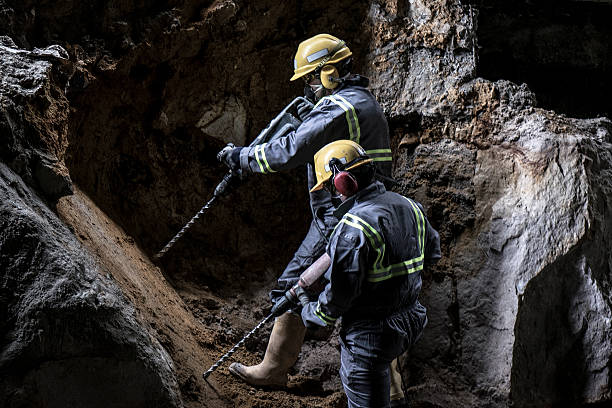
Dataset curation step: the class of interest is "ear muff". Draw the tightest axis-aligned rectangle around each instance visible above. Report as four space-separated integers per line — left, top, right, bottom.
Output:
320 65 339 89
333 171 359 197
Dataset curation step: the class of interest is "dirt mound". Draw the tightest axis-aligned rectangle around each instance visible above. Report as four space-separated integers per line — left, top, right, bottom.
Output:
57 186 344 407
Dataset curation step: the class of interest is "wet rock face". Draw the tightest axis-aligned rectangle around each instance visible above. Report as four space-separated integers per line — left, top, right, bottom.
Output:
0 163 182 408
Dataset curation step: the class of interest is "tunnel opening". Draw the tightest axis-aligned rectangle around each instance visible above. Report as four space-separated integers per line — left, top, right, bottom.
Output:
474 0 612 119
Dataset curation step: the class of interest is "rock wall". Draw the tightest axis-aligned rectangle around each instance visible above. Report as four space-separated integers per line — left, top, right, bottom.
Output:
364 0 612 406
0 36 73 199
0 163 182 408
1 0 612 407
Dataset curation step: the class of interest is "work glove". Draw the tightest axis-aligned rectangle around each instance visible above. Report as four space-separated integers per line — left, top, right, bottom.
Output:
217 143 243 174
296 100 313 121
269 288 286 306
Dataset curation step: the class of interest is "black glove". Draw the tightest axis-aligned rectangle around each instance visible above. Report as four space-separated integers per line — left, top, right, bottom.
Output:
269 288 286 306
297 100 313 121
217 143 243 173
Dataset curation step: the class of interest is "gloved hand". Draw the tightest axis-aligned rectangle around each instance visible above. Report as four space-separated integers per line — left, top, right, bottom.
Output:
269 288 286 306
297 100 313 121
217 143 243 174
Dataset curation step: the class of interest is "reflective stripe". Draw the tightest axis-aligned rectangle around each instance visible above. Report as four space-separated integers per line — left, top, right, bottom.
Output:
342 214 385 271
316 95 360 144
404 197 425 254
366 148 392 162
254 145 265 173
336 199 426 282
315 301 337 325
367 260 424 282
260 143 276 173
254 144 276 174
333 94 361 144
307 48 329 62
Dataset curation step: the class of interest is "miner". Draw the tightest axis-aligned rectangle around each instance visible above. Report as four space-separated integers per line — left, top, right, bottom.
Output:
301 140 441 407
218 34 407 403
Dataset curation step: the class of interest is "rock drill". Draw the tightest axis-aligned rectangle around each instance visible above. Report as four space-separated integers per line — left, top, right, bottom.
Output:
202 253 331 379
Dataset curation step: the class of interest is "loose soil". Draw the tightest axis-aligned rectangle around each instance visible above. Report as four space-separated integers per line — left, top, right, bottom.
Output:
57 186 345 407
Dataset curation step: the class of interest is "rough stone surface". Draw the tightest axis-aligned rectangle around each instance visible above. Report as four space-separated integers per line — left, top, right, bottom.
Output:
0 36 73 200
1 0 612 407
0 163 182 408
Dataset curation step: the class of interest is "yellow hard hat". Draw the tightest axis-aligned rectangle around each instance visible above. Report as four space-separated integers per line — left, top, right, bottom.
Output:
290 34 352 82
310 140 372 192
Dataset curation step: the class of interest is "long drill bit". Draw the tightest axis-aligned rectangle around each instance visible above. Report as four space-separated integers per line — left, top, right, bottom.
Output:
202 312 275 380
153 195 218 260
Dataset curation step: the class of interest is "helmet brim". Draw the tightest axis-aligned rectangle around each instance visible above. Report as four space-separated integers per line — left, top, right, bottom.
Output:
309 158 373 193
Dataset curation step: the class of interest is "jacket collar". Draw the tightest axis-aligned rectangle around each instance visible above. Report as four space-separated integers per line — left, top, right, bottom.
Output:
334 74 369 92
333 180 386 219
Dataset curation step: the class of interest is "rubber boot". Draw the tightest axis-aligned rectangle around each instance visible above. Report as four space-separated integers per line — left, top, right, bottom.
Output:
390 358 407 407
229 312 306 387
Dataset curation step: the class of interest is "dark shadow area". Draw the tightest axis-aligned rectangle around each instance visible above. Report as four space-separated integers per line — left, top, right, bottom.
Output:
511 252 589 407
473 0 612 119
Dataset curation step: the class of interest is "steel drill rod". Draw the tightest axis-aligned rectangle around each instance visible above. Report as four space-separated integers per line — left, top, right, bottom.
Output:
154 195 218 260
203 312 275 380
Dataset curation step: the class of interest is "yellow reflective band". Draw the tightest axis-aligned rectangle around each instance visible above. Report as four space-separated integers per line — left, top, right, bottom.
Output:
366 148 392 162
254 145 266 173
341 216 385 270
260 143 276 173
315 301 337 325
328 95 355 142
334 94 361 145
367 263 424 283
405 198 425 255
342 213 385 270
366 149 392 154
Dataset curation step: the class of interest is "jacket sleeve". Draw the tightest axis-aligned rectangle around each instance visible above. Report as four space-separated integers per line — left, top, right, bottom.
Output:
424 217 441 264
301 226 369 328
238 101 346 174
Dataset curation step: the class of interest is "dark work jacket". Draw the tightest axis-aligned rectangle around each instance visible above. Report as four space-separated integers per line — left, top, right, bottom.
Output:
239 75 391 217
301 181 441 327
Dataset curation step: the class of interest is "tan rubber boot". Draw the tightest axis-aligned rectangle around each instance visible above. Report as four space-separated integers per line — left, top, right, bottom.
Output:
390 358 407 407
229 312 306 387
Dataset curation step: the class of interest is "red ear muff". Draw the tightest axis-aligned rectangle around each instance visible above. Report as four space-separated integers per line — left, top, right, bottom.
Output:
333 171 359 197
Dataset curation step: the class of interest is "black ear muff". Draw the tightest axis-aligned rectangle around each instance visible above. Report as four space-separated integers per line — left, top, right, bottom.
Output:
333 171 359 197
320 65 339 89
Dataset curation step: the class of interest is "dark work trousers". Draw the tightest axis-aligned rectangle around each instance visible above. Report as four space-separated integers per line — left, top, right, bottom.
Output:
339 302 427 408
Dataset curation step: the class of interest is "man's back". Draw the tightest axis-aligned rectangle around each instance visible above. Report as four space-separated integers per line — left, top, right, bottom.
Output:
329 181 441 320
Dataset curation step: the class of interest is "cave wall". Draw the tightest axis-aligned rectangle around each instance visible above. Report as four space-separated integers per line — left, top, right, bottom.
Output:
1 0 612 407
0 162 182 408
363 0 612 406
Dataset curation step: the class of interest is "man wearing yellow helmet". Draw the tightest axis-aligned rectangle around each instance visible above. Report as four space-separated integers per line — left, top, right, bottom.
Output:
301 140 441 408
219 33 394 393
